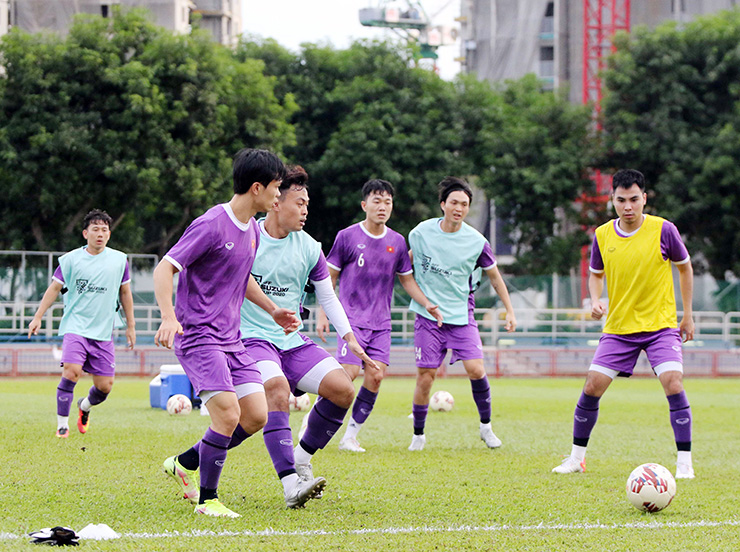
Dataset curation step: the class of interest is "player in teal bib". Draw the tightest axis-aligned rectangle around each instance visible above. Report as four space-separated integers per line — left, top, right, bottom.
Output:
407 177 516 452
29 210 135 438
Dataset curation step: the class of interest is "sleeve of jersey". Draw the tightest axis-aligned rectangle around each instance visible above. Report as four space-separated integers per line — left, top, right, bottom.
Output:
589 236 604 273
396 237 413 275
661 221 690 264
121 260 131 285
325 232 344 272
52 265 64 285
312 277 353 338
308 251 331 281
476 241 497 270
163 218 212 272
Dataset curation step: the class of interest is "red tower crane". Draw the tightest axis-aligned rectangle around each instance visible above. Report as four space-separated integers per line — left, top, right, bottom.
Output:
579 0 630 302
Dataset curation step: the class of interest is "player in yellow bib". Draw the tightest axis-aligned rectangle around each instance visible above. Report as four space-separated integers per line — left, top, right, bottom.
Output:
552 169 696 479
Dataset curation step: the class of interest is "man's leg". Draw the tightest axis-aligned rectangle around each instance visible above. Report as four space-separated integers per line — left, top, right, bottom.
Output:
553 370 613 473
76 375 113 434
56 363 82 437
340 361 386 452
658 369 694 479
461 359 501 448
409 367 436 451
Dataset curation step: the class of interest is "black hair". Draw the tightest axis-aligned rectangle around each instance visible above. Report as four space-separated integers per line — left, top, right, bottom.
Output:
82 209 113 231
612 169 645 192
232 148 286 195
279 165 309 196
361 179 395 200
438 176 473 204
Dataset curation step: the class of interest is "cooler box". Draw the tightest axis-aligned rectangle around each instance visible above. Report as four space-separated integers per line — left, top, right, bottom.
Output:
149 364 193 409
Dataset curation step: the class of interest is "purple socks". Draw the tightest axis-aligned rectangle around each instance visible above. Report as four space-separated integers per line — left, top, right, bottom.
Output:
351 387 377 425
412 403 428 435
56 377 76 416
263 411 296 479
470 377 492 424
198 428 231 495
667 391 692 450
573 392 600 447
87 385 108 406
299 397 348 454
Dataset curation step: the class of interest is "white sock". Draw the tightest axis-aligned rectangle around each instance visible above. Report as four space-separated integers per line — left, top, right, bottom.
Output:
677 450 692 466
571 444 587 462
343 419 362 441
57 415 69 430
294 443 313 466
281 473 299 494
480 422 492 431
80 397 92 412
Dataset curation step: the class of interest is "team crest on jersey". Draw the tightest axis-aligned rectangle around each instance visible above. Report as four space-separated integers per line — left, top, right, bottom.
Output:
251 239 256 249
76 279 89 294
386 246 394 253
75 279 107 294
224 242 234 250
357 244 366 249
420 255 452 277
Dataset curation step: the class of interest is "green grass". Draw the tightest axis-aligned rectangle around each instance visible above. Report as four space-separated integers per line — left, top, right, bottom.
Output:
2 376 739 551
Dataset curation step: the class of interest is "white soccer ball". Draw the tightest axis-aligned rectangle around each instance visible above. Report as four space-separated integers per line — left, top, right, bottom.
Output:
166 394 192 416
430 390 454 412
288 393 311 412
626 463 676 512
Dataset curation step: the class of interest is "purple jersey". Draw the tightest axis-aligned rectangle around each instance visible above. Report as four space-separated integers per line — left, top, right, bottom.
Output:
326 222 412 330
164 203 260 352
590 217 689 272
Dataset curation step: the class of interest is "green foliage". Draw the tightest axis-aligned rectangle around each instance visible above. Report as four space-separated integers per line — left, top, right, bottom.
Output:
457 75 596 275
2 377 738 551
603 9 740 278
237 38 464 245
0 8 295 255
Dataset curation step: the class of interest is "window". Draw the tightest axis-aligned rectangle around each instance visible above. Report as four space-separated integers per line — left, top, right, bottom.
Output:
101 5 109 18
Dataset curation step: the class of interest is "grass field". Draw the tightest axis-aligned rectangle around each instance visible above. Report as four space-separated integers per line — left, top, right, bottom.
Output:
2 376 739 551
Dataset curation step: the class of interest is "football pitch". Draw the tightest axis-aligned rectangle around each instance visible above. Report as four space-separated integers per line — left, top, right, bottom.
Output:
2 376 739 551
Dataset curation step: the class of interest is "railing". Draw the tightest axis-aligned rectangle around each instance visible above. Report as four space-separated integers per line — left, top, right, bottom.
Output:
4 302 740 347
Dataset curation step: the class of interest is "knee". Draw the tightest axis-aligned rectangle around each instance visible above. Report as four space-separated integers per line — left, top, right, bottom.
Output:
417 372 435 391
96 382 113 394
242 410 267 434
367 371 384 390
335 382 355 409
264 379 290 412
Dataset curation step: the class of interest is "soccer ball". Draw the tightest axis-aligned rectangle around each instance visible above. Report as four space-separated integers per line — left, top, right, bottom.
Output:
289 393 311 412
430 391 454 412
626 463 676 512
166 394 192 416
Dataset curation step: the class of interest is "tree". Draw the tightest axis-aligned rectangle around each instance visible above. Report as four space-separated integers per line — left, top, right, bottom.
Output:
0 8 295 255
603 10 740 278
457 75 596 275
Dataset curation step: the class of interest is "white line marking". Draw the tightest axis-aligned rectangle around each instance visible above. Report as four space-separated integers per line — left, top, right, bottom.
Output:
4 520 740 541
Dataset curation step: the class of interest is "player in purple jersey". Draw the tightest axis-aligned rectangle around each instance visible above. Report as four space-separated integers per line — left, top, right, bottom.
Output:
242 166 380 507
316 179 442 452
408 177 516 452
154 149 301 518
28 209 135 438
553 169 696 479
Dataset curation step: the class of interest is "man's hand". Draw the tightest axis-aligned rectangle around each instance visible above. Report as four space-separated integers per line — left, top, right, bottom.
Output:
316 310 331 343
273 308 300 335
504 311 517 333
425 303 443 327
345 334 379 371
155 316 183 349
679 316 695 343
126 326 136 349
27 317 42 339
591 300 607 320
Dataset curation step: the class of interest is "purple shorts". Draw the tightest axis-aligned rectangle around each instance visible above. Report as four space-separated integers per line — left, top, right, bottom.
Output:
60 333 116 377
175 346 261 396
414 315 483 369
590 328 683 376
244 335 335 394
336 327 391 367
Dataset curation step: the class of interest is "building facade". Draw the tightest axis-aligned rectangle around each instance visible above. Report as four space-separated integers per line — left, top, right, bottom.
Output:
459 0 740 102
1 0 241 46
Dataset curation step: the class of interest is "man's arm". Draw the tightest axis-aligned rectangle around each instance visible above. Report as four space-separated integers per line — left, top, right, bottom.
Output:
676 261 695 342
316 267 340 342
245 274 300 334
119 282 136 349
153 260 183 348
484 265 516 332
397 273 442 327
589 271 606 320
27 281 64 338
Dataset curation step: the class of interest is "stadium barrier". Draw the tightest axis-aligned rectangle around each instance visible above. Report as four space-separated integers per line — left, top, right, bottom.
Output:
2 345 738 378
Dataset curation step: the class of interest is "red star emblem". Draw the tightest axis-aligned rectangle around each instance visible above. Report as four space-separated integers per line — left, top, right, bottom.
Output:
386 246 394 253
